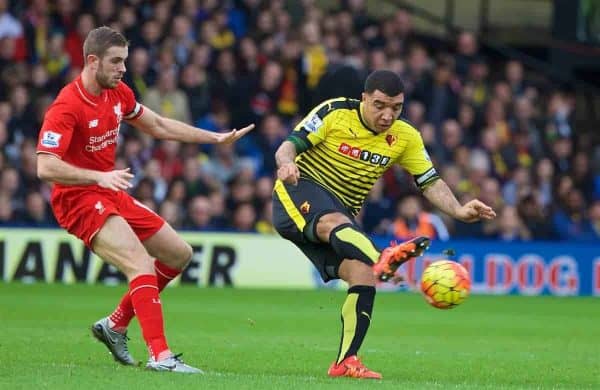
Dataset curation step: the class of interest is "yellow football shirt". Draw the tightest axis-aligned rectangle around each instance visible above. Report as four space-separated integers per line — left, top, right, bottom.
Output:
287 97 439 215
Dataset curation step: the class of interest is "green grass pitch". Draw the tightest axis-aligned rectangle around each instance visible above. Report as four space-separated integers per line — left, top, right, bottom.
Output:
0 283 598 389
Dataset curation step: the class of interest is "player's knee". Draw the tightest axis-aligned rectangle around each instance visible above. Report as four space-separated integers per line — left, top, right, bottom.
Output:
179 242 194 268
165 241 194 270
316 213 352 241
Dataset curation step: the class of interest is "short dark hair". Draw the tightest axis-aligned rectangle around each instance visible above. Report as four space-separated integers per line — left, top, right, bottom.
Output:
364 70 404 96
83 26 128 59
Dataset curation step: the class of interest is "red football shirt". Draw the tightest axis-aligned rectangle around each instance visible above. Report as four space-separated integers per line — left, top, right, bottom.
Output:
36 76 143 189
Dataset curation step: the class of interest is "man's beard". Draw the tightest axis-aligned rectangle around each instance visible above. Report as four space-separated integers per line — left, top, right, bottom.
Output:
96 65 118 89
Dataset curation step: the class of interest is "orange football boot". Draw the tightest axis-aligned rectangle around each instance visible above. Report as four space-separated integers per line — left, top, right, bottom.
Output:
328 355 382 379
373 236 430 282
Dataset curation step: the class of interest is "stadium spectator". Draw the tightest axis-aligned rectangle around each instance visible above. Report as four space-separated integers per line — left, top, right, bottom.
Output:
143 67 191 124
502 166 533 206
256 199 275 234
359 178 393 235
152 139 184 181
227 175 256 211
588 200 600 239
0 166 23 211
454 31 479 81
123 47 155 99
143 158 168 202
248 60 284 124
44 33 70 80
553 188 593 241
162 178 186 215
179 63 210 124
402 43 430 98
504 60 528 97
252 112 287 175
231 202 257 232
94 0 116 26
184 195 215 231
19 190 55 226
17 138 39 192
181 156 211 198
207 189 228 229
202 142 255 185
534 157 555 207
0 192 14 223
435 119 464 165
254 175 274 209
478 126 516 181
165 14 195 66
463 56 491 111
8 84 37 141
494 205 531 241
389 195 449 241
210 49 247 123
413 54 459 127
571 151 595 202
517 192 556 240
136 19 163 59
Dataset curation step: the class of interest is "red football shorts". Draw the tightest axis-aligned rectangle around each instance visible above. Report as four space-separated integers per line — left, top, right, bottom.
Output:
50 185 165 248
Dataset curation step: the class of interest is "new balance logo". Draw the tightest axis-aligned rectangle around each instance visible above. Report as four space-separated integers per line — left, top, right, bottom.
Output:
89 119 99 128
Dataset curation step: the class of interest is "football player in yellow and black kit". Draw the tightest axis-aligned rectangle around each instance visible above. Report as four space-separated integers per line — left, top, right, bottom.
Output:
272 70 496 379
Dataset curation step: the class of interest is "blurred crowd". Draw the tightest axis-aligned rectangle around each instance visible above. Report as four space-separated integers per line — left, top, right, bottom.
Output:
0 0 599 242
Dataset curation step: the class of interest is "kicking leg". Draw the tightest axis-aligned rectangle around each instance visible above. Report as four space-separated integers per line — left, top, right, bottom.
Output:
373 236 431 281
312 213 381 379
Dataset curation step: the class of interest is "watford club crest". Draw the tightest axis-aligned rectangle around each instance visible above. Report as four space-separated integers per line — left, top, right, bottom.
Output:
385 134 397 146
300 201 311 214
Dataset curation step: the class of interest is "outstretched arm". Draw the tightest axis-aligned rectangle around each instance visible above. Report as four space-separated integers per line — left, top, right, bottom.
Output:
127 105 254 144
423 179 496 223
37 153 134 191
275 140 300 185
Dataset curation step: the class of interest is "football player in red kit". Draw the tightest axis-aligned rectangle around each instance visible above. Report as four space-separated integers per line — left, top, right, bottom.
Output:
36 26 254 373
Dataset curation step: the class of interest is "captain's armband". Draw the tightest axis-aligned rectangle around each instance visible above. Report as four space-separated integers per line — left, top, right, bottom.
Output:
414 167 440 190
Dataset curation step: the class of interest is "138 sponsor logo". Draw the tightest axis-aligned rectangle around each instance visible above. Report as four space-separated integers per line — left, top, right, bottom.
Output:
337 143 391 166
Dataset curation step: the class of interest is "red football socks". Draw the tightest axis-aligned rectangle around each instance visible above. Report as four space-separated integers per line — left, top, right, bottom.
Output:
108 260 181 332
128 274 169 360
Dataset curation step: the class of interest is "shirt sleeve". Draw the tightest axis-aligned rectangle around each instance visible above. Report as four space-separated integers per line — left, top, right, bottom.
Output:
287 100 337 153
396 129 440 190
36 101 77 158
119 82 144 120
